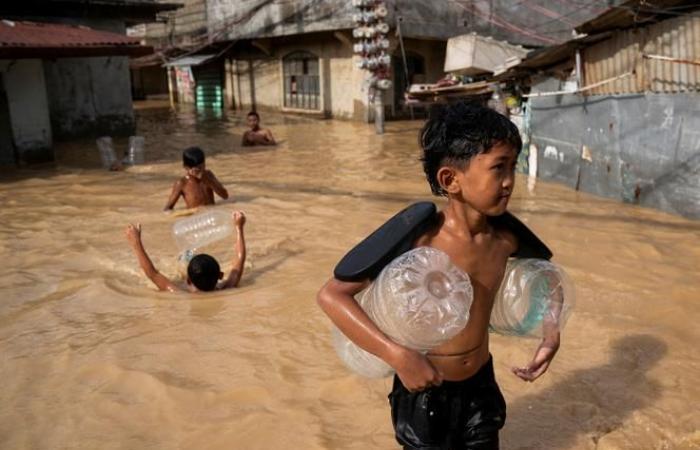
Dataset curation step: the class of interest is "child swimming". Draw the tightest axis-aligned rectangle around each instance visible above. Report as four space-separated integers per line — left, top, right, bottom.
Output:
125 211 246 292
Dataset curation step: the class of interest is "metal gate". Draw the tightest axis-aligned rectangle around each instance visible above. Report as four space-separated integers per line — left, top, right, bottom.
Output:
193 61 224 110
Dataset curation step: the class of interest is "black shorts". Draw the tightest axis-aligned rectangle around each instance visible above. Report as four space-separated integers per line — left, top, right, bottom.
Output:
388 357 506 450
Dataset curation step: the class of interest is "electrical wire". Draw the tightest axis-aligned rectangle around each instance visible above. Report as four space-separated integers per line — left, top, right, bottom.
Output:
451 0 560 44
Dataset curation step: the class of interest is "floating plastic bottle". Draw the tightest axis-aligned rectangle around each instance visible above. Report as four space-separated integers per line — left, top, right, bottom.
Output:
172 210 232 252
96 136 117 169
490 259 575 338
176 249 196 276
333 247 474 378
123 136 145 165
332 326 394 378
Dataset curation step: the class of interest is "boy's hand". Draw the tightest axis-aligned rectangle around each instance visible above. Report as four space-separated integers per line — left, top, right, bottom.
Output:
124 223 142 247
186 166 204 180
512 337 559 382
391 347 443 392
233 211 246 227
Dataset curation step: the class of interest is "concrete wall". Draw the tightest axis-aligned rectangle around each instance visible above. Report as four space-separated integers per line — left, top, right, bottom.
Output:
130 0 207 48
0 59 53 163
231 35 368 120
44 56 135 139
206 0 602 45
528 77 700 219
207 0 471 41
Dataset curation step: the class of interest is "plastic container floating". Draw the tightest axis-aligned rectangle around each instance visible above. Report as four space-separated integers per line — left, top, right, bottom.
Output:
490 258 575 338
177 249 196 276
333 247 474 378
172 210 232 252
332 326 394 378
96 136 117 169
124 136 145 165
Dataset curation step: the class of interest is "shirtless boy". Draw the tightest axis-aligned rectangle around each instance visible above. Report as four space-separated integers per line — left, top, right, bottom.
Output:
317 102 559 449
125 211 246 292
164 147 229 211
241 111 276 146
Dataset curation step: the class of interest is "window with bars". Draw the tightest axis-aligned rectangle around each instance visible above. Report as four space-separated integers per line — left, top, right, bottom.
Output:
283 51 320 110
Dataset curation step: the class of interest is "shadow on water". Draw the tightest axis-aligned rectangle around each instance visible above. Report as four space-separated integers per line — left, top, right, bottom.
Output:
503 334 667 449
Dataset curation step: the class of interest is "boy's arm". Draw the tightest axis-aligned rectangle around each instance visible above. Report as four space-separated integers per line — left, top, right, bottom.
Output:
241 132 252 146
203 170 229 200
512 333 560 382
317 278 443 392
164 179 183 211
125 224 179 292
222 211 246 289
504 229 561 381
263 129 276 145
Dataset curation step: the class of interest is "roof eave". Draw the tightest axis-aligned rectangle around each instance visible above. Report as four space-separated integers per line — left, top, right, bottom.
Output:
0 45 153 59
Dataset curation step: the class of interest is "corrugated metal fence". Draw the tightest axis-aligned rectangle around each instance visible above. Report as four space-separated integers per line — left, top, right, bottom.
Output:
583 14 700 94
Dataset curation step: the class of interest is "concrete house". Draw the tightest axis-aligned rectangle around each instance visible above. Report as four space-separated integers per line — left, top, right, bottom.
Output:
0 0 179 165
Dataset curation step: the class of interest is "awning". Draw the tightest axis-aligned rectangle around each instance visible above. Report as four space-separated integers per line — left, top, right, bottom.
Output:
163 54 217 68
0 20 153 58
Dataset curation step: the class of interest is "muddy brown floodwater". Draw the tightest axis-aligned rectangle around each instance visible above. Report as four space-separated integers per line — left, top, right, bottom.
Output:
1 106 698 450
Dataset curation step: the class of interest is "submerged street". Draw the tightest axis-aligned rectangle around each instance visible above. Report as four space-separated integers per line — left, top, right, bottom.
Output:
0 106 698 449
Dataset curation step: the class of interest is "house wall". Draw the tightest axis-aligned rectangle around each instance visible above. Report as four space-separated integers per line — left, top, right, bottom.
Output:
23 17 138 140
44 56 135 139
228 34 447 120
231 35 367 120
132 65 169 99
131 0 208 48
528 77 700 219
206 0 600 45
0 59 53 163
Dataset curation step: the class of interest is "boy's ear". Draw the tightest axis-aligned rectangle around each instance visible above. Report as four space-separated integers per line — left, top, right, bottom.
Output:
437 167 461 194
219 271 224 280
186 276 192 285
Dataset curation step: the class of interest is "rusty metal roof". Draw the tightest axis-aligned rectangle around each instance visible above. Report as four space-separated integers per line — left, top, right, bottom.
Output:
0 20 153 58
576 0 700 35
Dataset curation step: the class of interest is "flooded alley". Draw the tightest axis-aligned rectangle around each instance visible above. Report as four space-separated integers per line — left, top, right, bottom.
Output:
0 107 699 449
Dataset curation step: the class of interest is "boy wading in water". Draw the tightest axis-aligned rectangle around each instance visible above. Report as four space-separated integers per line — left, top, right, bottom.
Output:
317 102 559 449
241 111 276 146
164 147 229 211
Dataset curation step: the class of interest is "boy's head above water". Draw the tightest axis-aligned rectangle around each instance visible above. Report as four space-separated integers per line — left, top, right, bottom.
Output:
246 111 260 130
183 146 206 177
420 101 522 215
187 254 223 291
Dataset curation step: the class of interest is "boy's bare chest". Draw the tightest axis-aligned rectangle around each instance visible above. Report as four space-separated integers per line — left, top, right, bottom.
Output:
418 233 508 293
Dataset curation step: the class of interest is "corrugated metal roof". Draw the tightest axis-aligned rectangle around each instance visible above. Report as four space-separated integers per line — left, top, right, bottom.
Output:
576 0 699 35
0 20 152 57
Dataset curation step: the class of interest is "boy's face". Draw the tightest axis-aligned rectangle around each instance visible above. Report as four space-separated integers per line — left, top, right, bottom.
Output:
247 114 260 130
185 162 205 179
453 142 517 215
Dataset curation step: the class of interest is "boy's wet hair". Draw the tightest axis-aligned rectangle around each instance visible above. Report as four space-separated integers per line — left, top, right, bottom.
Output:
183 147 205 168
420 101 522 196
187 254 220 291
247 111 259 119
